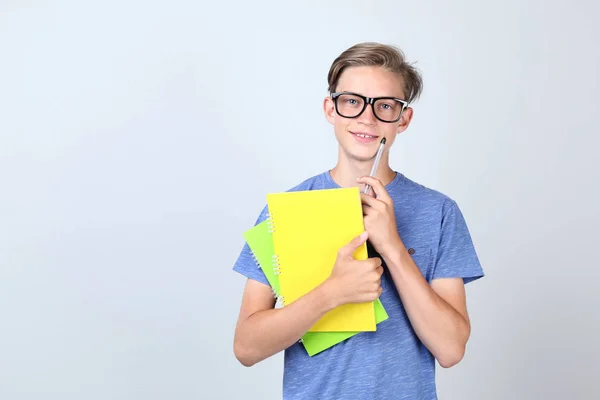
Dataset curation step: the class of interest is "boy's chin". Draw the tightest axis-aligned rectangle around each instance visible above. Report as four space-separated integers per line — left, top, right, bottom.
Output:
340 145 376 163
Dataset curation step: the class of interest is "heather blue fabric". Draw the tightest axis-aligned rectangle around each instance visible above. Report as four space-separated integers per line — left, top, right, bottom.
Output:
232 171 484 399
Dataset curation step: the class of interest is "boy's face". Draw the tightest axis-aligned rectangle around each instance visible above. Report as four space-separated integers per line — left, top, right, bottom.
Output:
324 65 413 162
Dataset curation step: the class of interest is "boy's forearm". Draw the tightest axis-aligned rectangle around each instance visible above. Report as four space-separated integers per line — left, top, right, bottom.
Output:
234 283 336 366
382 241 470 368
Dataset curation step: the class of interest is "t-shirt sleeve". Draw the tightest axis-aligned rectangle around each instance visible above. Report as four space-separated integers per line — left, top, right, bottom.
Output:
432 200 484 284
232 205 270 286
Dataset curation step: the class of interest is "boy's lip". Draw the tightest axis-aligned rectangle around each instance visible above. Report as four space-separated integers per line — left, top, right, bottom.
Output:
350 131 379 142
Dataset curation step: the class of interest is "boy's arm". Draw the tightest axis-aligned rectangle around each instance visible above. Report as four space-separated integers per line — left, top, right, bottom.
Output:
357 176 484 369
233 279 335 367
382 249 471 368
233 231 383 366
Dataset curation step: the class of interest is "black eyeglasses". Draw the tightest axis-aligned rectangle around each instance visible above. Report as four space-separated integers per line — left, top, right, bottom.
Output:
330 92 408 123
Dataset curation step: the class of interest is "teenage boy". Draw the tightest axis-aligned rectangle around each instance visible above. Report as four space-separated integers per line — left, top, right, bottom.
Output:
232 42 484 399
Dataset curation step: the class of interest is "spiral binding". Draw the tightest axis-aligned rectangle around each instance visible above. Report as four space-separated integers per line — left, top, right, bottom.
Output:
272 254 285 305
248 247 284 305
272 254 281 275
250 252 261 269
266 212 275 233
271 287 284 304
265 212 286 306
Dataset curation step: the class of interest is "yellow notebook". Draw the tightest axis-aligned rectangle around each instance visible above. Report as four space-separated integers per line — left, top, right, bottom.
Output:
266 187 376 332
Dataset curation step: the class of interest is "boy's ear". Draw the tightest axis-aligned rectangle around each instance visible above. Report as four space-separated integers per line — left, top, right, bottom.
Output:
323 96 336 125
397 107 413 134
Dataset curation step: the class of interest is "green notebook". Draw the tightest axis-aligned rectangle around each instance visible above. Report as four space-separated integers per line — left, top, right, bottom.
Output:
243 220 389 356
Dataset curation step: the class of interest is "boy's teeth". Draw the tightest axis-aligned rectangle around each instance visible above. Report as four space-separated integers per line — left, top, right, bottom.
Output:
357 134 374 138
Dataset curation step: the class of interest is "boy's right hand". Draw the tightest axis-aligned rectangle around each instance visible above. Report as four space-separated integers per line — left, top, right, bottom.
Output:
323 231 384 307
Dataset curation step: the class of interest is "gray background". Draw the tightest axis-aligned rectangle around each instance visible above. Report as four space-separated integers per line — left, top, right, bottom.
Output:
1 0 598 399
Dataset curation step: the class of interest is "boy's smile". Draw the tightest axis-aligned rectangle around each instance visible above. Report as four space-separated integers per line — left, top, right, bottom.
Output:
350 130 380 143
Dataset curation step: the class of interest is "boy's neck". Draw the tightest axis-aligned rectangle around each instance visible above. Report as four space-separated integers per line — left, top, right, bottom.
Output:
329 151 396 190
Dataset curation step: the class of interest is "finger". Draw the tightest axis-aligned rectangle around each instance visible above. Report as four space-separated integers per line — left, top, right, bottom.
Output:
376 266 384 275
368 257 382 268
363 184 376 198
361 176 391 203
362 204 377 217
357 176 392 203
339 231 368 257
360 193 384 210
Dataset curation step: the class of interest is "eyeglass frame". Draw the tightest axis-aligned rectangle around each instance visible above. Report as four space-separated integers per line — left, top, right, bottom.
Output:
330 91 409 123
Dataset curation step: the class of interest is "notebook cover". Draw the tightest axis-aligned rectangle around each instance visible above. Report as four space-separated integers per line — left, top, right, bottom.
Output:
267 187 376 332
243 219 281 300
301 297 388 356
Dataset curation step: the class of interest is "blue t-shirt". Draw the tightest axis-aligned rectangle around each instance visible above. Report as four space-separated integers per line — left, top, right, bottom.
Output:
232 171 484 400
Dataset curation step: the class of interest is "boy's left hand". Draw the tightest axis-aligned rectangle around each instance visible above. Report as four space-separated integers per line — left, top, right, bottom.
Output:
357 176 405 258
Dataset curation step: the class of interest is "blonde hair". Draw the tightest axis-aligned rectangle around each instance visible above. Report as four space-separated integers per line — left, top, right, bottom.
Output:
327 42 423 104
